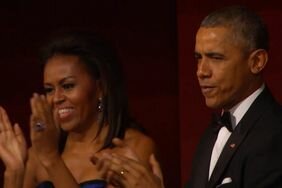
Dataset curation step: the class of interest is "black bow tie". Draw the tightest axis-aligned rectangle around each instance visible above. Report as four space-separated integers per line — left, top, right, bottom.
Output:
212 111 233 132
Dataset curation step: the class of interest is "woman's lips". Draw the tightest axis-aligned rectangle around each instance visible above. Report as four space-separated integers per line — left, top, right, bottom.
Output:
57 107 75 120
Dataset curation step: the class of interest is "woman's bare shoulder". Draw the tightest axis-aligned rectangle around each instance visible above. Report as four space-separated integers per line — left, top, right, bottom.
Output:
124 128 154 144
124 128 156 161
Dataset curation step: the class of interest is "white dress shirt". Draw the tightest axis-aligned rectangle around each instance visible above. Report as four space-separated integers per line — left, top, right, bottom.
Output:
208 84 265 179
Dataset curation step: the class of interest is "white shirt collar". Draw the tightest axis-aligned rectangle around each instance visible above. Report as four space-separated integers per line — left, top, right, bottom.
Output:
228 84 265 129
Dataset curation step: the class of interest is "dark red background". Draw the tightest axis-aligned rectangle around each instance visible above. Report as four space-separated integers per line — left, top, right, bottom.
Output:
1 1 282 188
179 1 282 187
0 0 179 188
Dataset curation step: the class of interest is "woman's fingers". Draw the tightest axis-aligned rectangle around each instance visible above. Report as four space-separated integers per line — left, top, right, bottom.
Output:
30 94 49 134
0 107 17 144
112 138 125 147
30 93 38 117
29 93 61 167
103 155 138 187
115 154 159 187
150 154 163 180
92 138 162 187
31 93 45 121
30 94 42 133
93 153 133 186
30 93 56 132
150 154 164 187
0 106 13 132
14 123 27 149
0 107 27 171
111 137 140 161
103 153 149 183
14 124 24 141
0 107 5 132
93 151 164 188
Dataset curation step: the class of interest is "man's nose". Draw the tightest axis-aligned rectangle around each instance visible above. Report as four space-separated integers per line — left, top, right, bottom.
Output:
196 59 212 78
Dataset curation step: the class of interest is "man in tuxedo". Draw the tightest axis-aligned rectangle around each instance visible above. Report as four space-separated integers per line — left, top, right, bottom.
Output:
186 5 282 188
94 5 282 188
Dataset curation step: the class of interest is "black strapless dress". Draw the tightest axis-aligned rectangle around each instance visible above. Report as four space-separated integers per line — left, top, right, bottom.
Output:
36 179 106 188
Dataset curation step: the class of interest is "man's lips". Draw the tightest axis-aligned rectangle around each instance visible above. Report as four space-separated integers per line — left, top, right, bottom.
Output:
200 85 216 95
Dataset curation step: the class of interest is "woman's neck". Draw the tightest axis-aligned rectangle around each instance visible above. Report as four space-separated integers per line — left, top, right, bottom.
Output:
64 124 109 153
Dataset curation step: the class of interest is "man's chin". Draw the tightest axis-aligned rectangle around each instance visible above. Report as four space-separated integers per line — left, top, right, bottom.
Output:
205 99 222 110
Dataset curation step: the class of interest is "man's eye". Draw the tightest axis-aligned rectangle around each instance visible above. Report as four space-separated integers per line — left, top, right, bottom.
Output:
194 53 201 60
212 55 224 60
214 57 223 60
63 83 75 90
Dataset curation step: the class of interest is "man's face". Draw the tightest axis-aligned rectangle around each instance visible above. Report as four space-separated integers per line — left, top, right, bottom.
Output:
195 27 254 109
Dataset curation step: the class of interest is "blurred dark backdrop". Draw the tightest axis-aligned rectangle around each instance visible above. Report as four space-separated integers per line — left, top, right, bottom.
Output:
0 1 179 187
3 1 282 187
178 1 282 187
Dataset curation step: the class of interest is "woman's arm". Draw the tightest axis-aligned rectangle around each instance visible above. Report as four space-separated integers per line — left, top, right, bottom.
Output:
4 166 25 188
29 94 80 188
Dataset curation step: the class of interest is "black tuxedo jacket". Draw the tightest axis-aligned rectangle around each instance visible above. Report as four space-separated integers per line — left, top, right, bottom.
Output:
186 87 282 188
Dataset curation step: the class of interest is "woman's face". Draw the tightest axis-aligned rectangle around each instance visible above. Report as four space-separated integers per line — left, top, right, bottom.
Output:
43 54 101 132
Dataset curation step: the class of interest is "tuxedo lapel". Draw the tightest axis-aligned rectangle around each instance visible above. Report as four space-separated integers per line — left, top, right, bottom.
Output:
207 88 272 188
190 125 219 187
207 124 246 188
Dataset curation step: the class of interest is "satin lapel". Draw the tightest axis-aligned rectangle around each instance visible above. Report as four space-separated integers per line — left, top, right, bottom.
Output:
207 88 272 188
207 125 245 188
192 126 219 187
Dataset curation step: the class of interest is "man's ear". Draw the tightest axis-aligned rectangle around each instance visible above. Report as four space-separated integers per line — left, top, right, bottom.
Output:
249 49 268 74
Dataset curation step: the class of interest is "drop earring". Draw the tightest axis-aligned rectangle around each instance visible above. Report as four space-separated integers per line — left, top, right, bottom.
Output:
97 97 104 112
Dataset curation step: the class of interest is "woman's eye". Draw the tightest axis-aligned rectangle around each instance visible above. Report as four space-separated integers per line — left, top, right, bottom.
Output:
63 83 75 90
44 87 54 95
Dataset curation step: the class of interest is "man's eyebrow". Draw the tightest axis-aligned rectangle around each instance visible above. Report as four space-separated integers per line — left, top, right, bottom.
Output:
205 52 224 56
205 52 225 58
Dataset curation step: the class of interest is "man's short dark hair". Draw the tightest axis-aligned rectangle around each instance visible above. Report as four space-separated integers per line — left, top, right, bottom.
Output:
200 6 269 52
